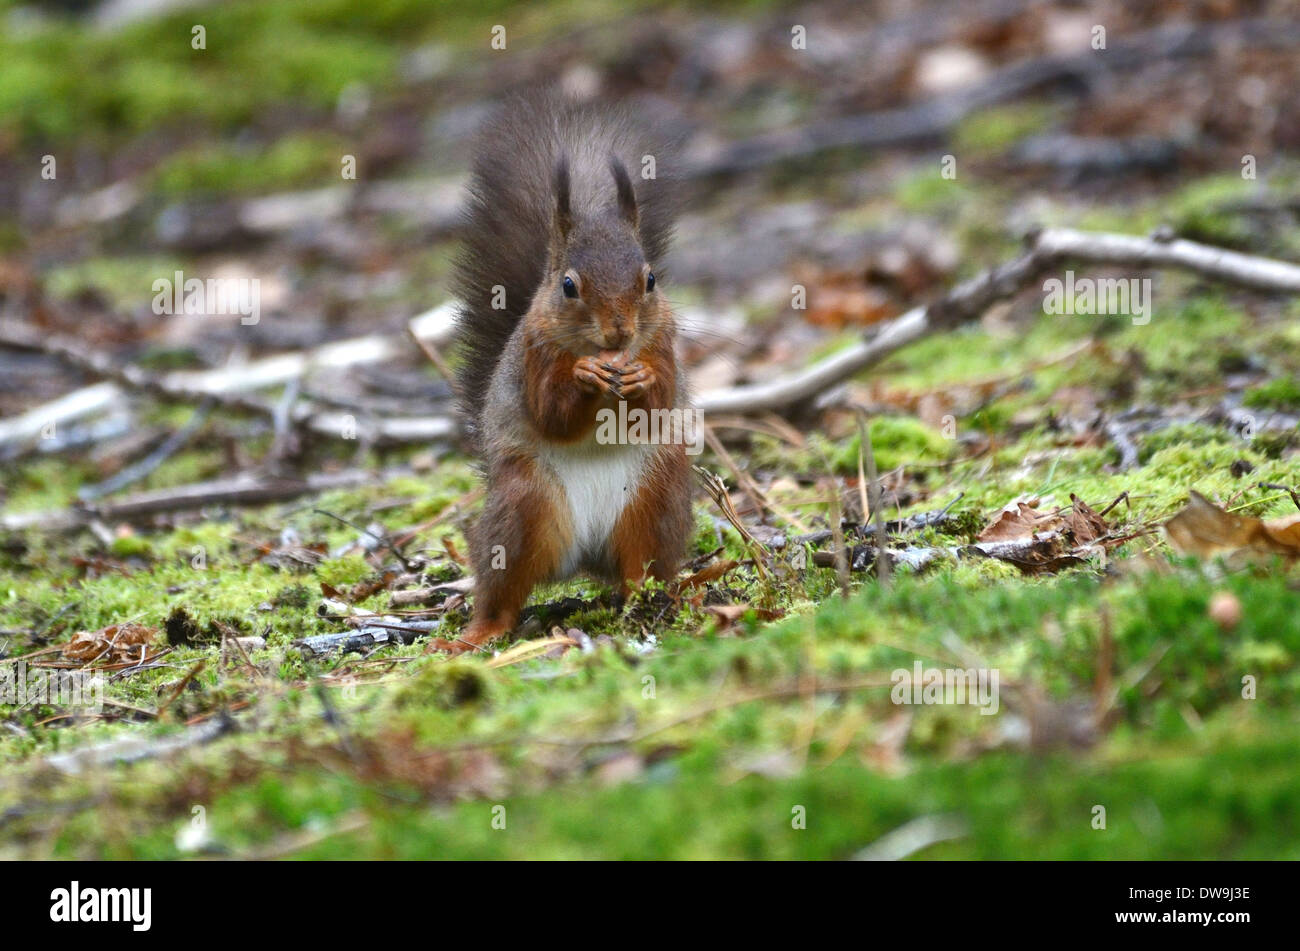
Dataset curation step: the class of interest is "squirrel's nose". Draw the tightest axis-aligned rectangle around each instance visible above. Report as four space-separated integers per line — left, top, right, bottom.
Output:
603 321 630 349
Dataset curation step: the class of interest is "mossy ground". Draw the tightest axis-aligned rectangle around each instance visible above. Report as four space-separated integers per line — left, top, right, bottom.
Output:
3 288 1298 858
2 0 1299 859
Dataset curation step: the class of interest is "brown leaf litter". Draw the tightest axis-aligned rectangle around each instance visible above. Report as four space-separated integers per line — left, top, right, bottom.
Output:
1165 491 1300 564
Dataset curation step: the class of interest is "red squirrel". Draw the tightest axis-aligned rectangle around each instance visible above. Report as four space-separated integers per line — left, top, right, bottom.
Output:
426 95 692 654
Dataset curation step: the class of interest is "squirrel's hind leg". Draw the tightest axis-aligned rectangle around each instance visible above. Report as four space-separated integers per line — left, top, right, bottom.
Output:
610 444 692 596
427 456 570 655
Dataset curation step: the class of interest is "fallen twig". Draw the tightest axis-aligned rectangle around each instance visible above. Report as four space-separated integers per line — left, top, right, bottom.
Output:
312 507 415 572
5 230 1298 470
295 621 441 657
43 711 235 775
156 660 207 717
857 412 891 587
79 398 215 501
1 468 393 532
0 305 458 454
810 531 1083 574
851 814 969 861
697 228 1300 415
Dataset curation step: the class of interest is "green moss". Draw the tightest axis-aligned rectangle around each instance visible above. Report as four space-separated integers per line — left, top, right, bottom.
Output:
149 721 1299 859
832 416 953 473
1 458 98 513
10 564 1298 858
953 103 1055 154
316 554 374 588
1169 174 1257 246
43 256 185 311
0 0 648 149
1251 429 1300 459
893 168 973 214
388 658 494 711
109 535 153 559
153 133 349 198
1244 377 1300 412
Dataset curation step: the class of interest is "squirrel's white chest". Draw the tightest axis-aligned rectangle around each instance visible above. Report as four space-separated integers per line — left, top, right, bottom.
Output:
541 440 651 574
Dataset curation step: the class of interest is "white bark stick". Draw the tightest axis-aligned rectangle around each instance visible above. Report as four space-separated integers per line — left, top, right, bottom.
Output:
697 227 1300 416
4 229 1300 449
0 304 458 450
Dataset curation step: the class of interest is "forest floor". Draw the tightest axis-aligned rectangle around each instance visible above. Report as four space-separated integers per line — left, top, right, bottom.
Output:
1 0 1299 858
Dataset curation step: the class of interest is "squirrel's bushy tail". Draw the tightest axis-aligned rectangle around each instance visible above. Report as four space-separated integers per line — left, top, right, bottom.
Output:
451 93 680 441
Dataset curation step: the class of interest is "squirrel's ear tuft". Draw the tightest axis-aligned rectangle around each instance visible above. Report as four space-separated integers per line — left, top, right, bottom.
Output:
553 155 573 241
609 154 639 229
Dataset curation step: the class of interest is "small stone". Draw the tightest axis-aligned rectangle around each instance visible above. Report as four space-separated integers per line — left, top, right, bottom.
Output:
1208 591 1242 631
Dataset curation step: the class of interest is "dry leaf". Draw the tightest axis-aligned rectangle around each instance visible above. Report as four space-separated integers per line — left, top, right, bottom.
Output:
792 263 898 329
705 604 783 630
1165 491 1300 563
680 559 740 590
970 534 1080 573
979 495 1112 547
1065 493 1110 545
258 541 327 571
485 633 577 668
978 498 1059 542
442 534 466 565
344 572 398 602
707 604 751 631
62 622 159 665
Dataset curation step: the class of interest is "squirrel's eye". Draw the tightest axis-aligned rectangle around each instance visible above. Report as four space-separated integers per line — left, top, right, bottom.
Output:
562 275 578 298
646 272 656 292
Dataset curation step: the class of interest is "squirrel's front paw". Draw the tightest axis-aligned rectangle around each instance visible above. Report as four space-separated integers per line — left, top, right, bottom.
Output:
616 361 656 399
574 355 622 396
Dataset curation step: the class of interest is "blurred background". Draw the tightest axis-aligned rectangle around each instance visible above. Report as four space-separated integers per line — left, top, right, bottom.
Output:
2 0 1298 481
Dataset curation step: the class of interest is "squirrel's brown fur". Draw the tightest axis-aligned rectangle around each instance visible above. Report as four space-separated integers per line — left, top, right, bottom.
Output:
451 93 680 441
431 94 692 654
